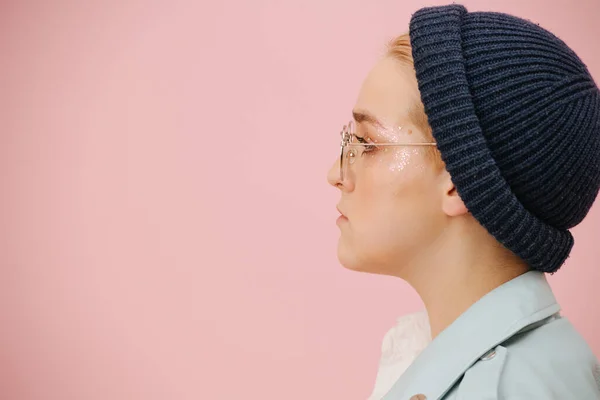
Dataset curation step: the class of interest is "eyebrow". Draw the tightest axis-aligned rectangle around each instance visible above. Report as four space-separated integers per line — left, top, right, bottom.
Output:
352 110 386 129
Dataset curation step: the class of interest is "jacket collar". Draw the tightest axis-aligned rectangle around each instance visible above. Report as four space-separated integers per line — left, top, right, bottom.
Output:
382 271 561 400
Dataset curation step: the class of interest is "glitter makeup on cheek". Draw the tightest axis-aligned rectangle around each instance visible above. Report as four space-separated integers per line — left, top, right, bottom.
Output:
388 148 412 172
384 148 426 173
371 126 428 173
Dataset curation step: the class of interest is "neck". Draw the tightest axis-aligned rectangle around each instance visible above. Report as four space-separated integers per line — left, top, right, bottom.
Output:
417 264 527 338
402 222 530 339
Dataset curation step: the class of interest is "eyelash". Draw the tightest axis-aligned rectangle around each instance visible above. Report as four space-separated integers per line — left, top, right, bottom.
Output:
356 136 377 152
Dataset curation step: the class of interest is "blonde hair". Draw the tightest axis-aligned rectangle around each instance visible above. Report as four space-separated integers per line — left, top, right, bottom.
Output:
386 33 443 167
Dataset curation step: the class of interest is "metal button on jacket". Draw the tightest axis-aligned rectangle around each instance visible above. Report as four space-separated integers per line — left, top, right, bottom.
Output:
480 349 497 361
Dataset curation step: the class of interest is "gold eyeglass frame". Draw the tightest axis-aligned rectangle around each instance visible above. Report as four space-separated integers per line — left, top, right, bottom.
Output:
339 120 437 181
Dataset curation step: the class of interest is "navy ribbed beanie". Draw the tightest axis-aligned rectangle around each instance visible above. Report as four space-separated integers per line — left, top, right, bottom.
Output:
409 4 600 273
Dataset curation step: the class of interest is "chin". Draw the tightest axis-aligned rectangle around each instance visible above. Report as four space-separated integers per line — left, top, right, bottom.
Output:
337 243 364 271
338 257 366 272
337 241 410 277
336 244 393 276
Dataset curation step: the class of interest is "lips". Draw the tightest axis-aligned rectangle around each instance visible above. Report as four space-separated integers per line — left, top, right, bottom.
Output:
336 206 348 220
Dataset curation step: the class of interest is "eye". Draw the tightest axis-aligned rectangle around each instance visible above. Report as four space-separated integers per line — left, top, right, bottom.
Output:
356 136 377 152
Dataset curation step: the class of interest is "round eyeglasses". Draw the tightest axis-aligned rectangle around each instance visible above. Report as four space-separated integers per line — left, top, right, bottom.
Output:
339 120 437 181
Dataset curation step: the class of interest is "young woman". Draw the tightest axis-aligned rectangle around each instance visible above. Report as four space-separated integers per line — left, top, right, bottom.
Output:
327 4 600 399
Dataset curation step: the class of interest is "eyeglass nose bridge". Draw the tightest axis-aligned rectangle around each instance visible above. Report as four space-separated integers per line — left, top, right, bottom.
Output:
339 128 359 182
339 125 347 181
340 124 350 145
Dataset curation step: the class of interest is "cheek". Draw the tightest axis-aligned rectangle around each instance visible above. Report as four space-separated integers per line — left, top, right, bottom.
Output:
355 150 440 249
361 148 430 184
389 150 440 227
364 148 431 197
384 147 424 174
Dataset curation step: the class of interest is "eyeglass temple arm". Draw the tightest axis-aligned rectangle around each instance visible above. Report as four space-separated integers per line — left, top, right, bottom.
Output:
346 142 437 146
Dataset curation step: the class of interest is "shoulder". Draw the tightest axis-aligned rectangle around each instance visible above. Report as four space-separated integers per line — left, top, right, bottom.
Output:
453 315 600 399
498 316 600 398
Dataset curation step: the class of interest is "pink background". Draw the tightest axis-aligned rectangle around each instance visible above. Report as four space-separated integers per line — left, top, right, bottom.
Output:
1 1 599 399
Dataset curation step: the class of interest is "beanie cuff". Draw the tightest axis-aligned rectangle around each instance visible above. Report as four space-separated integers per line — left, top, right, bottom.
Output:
409 4 573 273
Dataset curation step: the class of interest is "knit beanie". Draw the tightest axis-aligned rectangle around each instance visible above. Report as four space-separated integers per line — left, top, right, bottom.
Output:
409 4 600 273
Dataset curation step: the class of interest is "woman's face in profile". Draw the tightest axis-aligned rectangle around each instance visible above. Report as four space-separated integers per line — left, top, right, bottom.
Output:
328 57 446 276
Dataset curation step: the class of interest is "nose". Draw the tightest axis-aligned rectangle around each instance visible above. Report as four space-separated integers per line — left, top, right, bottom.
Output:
327 158 342 188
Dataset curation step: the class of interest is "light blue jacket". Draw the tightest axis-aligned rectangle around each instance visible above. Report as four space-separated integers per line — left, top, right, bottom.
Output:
382 271 600 400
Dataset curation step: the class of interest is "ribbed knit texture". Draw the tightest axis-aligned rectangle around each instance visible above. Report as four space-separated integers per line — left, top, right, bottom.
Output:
409 4 600 273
